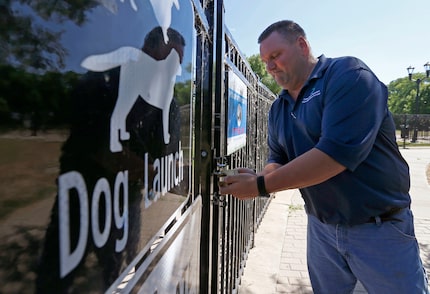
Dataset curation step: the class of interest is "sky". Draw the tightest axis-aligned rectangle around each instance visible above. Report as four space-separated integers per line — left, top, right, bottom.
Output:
224 0 430 85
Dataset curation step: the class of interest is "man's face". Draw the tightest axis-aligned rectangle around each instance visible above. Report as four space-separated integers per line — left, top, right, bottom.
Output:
259 31 304 91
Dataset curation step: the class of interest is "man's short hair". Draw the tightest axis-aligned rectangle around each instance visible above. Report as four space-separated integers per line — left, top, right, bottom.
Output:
258 20 306 44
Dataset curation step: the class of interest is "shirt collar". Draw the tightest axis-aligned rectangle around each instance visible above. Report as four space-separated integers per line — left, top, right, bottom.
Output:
309 54 330 81
279 54 331 101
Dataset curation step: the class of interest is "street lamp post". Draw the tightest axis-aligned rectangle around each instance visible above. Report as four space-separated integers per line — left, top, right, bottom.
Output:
406 62 430 143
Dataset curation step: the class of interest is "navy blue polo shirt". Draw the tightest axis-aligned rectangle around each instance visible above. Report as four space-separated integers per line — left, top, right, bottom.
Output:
267 55 411 225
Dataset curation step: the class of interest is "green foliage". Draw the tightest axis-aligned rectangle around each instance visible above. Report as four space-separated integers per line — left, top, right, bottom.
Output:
247 54 282 95
0 65 79 129
388 73 430 115
0 97 10 124
1 0 97 72
174 80 192 106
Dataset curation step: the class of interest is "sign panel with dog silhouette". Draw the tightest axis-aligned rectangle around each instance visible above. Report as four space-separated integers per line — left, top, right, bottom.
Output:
0 0 197 293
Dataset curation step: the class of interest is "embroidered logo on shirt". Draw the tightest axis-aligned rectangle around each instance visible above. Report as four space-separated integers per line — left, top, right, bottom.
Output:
302 88 321 103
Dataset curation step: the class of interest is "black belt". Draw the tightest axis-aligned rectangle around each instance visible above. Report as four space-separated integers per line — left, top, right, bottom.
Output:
367 207 404 223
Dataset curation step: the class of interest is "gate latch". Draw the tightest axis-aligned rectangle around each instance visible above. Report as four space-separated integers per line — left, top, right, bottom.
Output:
212 156 229 207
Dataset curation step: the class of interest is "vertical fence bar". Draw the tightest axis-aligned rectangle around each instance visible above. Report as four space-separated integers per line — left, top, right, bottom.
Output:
212 0 226 292
193 0 216 293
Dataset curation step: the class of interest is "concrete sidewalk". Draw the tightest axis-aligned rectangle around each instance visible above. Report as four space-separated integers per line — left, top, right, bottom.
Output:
238 148 430 293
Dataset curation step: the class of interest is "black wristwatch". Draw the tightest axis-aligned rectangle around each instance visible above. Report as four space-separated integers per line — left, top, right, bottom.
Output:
257 175 270 197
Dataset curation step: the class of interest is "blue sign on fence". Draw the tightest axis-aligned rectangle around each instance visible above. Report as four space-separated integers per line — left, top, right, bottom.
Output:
227 71 248 155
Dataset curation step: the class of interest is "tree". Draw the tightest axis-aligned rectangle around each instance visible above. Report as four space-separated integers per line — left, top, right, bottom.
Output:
1 0 97 73
387 73 430 115
247 54 281 95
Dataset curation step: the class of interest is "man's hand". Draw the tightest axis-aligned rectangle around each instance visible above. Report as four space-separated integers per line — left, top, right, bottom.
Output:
217 149 346 201
218 168 259 200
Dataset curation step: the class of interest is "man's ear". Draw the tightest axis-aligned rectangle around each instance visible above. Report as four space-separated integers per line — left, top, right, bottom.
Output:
297 36 310 55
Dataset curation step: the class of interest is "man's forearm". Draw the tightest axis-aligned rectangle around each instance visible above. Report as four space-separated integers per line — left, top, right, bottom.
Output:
259 163 283 176
264 148 346 193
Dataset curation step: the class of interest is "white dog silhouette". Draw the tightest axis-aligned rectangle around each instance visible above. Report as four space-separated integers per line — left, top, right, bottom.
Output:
149 0 180 43
81 46 181 152
100 0 180 43
80 0 183 152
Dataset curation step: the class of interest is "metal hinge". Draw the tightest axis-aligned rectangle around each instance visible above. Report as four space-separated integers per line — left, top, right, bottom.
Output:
212 192 226 207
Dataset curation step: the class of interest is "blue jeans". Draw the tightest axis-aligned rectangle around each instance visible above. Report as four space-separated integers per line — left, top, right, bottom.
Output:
307 208 429 294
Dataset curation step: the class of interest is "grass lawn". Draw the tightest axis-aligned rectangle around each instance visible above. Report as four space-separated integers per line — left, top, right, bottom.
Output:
0 137 63 220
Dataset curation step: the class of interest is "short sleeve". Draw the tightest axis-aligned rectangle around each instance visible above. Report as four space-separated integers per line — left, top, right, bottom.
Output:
315 58 388 171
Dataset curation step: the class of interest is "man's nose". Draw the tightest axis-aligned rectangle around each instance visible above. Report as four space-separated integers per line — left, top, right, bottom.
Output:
266 60 275 71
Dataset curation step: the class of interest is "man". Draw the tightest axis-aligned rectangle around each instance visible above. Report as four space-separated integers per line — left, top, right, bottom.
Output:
219 20 429 293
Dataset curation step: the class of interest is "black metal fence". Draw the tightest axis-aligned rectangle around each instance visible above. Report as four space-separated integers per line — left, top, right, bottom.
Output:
196 1 277 290
0 0 276 293
208 28 277 293
392 114 430 144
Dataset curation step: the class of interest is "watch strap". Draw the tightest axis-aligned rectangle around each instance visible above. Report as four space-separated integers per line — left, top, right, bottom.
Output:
257 175 269 197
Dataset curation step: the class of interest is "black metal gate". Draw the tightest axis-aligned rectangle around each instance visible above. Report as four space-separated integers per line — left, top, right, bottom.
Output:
195 1 277 292
0 0 276 293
